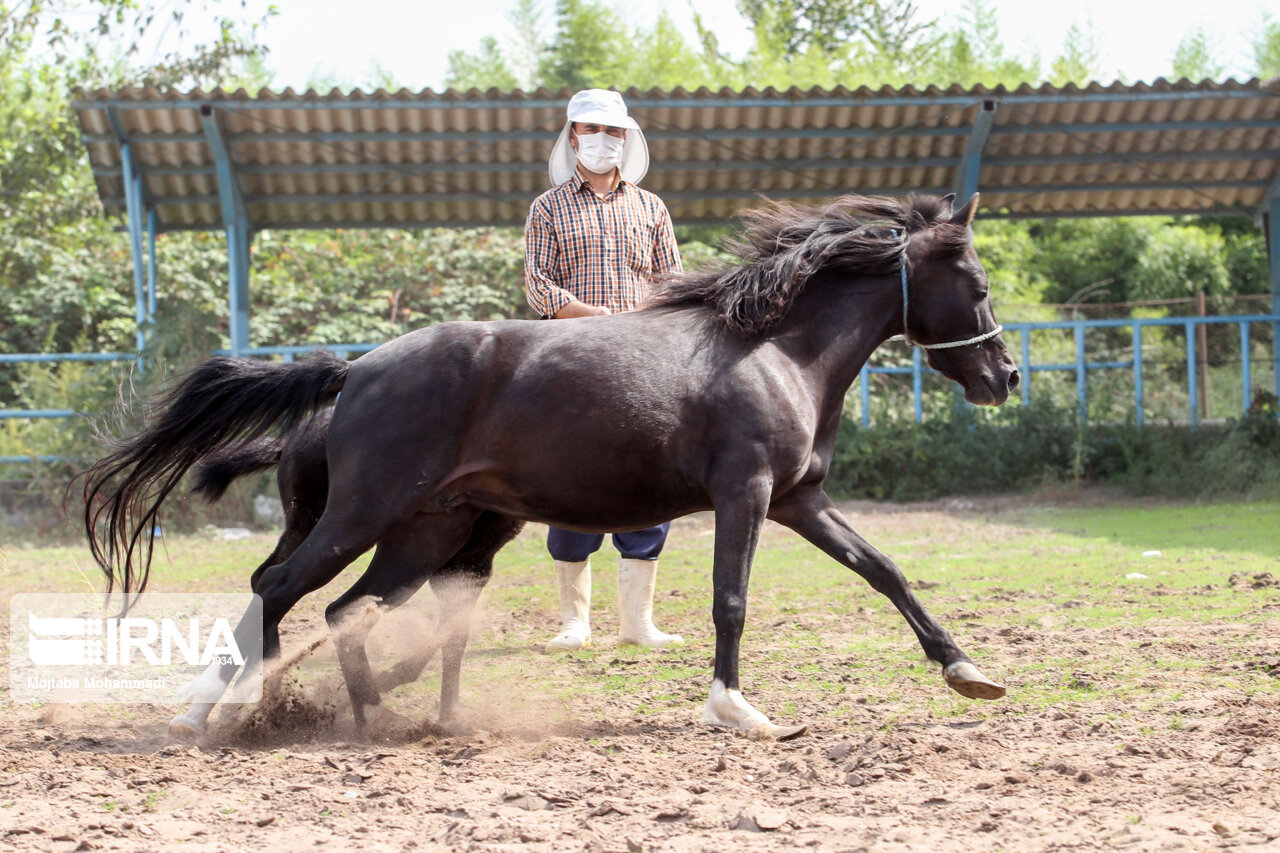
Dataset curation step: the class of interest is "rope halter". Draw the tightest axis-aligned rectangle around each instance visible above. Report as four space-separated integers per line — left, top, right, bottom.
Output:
890 230 1004 350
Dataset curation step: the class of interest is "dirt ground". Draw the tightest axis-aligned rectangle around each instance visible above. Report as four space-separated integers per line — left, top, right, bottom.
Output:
3 499 1280 852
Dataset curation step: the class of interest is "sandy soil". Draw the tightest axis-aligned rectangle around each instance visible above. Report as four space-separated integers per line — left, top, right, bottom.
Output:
3 499 1279 852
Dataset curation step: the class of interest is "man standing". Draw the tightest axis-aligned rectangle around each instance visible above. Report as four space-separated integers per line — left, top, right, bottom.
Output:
524 88 684 652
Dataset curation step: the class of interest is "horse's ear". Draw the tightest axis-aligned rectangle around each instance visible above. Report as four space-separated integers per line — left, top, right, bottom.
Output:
938 192 956 218
950 192 979 227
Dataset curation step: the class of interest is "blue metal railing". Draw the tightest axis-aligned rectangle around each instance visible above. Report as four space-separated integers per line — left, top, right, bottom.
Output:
3 313 1278 462
853 313 1280 426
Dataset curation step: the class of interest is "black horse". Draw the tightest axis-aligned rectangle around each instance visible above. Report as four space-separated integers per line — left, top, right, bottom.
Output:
79 193 1019 740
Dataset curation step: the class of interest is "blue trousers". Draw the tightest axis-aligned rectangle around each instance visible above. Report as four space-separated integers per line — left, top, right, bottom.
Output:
546 523 670 562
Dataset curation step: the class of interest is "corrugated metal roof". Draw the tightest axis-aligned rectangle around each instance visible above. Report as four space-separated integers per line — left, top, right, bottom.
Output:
72 78 1280 231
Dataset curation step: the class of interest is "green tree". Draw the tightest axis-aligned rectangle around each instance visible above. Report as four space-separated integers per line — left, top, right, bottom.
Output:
922 0 1038 87
1252 14 1280 78
446 35 519 90
1172 26 1225 81
1131 225 1231 299
536 0 629 91
1 1 272 372
1049 20 1102 86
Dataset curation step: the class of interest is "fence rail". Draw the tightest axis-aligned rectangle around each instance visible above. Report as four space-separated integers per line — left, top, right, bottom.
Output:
3 314 1278 462
853 313 1280 427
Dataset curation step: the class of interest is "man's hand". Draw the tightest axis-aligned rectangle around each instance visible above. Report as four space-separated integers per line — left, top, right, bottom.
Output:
552 301 612 319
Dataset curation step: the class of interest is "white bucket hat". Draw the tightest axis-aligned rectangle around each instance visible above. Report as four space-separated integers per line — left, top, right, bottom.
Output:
547 89 650 186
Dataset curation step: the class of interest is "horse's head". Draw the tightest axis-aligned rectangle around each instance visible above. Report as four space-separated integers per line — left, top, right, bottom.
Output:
902 193 1019 406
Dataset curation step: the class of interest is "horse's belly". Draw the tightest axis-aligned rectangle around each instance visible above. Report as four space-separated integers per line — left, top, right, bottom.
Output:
439 466 705 532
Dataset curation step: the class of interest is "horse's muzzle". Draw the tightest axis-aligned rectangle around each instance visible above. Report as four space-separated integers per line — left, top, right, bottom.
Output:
963 358 1019 406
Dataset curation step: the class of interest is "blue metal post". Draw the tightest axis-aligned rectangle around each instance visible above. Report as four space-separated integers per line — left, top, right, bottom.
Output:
200 105 252 356
1186 321 1198 428
1132 324 1144 428
954 100 996 201
912 347 923 423
147 207 158 318
1270 199 1280 406
1075 326 1087 421
1240 321 1251 414
1020 329 1031 407
120 143 148 353
859 364 870 427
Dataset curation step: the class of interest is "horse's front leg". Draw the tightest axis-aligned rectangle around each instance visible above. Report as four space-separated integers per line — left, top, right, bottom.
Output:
702 479 808 741
769 488 1005 700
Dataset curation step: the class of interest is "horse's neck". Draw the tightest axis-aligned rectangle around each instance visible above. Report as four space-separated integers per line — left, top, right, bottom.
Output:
777 273 900 401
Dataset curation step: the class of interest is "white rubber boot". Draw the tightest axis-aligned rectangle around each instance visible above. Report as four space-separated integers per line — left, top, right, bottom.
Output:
545 560 591 651
617 558 683 648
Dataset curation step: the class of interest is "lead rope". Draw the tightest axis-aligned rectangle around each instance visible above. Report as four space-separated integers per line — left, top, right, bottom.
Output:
890 230 1004 350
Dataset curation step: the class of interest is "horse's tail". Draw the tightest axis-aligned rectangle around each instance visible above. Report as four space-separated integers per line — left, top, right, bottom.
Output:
75 352 349 594
190 438 285 503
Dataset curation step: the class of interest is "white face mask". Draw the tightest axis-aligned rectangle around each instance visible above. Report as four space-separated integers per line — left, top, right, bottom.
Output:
574 131 625 174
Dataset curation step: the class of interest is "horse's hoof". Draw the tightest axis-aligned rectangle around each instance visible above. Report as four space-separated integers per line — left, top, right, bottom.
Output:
438 715 473 737
944 661 1006 700
748 722 809 742
361 705 415 742
168 713 206 740
701 680 806 741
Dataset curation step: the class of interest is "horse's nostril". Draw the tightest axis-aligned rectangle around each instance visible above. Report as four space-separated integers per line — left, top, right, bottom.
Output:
1008 369 1021 390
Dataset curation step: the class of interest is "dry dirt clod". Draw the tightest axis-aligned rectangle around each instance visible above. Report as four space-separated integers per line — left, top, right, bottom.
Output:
825 742 852 762
1075 770 1094 783
754 809 788 831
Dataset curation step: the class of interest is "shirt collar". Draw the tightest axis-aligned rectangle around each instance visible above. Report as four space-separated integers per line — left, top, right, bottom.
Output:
573 165 627 196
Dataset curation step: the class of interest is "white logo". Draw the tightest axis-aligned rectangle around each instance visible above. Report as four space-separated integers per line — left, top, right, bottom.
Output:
28 612 243 667
10 593 262 704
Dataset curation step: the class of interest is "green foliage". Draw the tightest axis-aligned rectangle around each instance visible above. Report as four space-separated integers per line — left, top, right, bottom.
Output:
828 402 1082 501
1252 14 1280 78
446 36 519 91
1131 225 1232 299
827 399 1280 502
1049 21 1102 86
536 0 629 92
1172 26 1225 81
443 0 1048 92
1014 216 1267 310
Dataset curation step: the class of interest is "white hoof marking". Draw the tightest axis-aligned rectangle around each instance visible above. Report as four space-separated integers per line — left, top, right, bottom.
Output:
702 679 771 730
177 662 230 705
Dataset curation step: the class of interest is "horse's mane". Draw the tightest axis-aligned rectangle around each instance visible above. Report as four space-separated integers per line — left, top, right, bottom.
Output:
647 194 972 337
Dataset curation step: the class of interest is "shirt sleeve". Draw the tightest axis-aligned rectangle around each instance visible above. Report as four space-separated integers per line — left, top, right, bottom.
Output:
650 201 683 277
523 199 577 318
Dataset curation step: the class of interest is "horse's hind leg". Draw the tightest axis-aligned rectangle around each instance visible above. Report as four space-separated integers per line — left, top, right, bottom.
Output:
432 513 523 725
769 488 1005 700
324 510 482 728
359 513 523 720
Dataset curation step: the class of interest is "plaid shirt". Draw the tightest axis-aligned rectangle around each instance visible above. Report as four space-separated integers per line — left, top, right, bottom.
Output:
524 174 683 317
